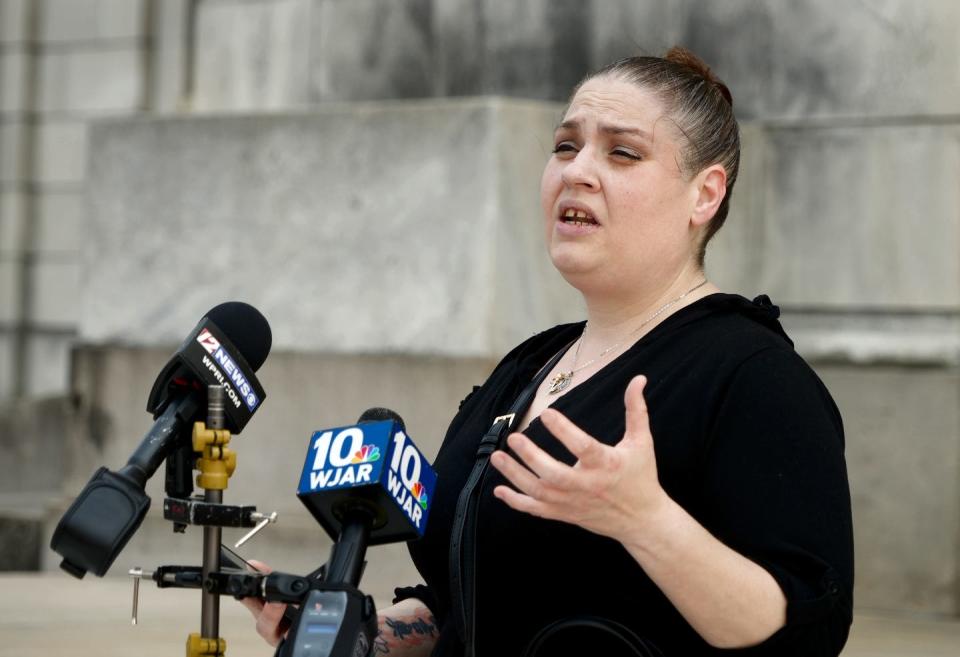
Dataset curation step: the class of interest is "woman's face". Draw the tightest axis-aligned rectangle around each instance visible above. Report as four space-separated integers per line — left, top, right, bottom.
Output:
540 76 704 294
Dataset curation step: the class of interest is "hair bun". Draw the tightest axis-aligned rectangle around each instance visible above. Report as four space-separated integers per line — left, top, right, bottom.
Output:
664 46 733 107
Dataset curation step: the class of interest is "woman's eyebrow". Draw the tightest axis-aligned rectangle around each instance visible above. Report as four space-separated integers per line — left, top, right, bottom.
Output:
599 123 652 141
555 119 651 142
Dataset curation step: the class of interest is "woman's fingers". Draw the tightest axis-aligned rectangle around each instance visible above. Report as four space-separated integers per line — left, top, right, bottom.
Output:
238 559 273 620
495 408 613 496
493 484 564 521
240 595 264 619
246 559 272 574
504 432 577 488
236 559 285 645
490 449 564 504
256 602 288 646
624 375 651 442
540 408 608 468
491 375 661 540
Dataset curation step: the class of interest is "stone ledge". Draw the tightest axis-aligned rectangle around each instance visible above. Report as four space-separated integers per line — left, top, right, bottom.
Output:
82 97 580 358
0 516 41 570
710 120 960 310
785 311 960 366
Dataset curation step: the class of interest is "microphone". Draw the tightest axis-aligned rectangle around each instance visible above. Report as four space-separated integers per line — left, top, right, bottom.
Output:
296 408 437 562
279 409 436 657
50 302 272 578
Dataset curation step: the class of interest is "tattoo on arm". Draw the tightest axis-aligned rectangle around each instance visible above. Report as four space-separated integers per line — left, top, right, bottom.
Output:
373 630 391 655
385 615 438 641
373 611 438 654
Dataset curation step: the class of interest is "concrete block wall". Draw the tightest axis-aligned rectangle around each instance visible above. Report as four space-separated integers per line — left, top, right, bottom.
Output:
709 122 960 363
78 99 580 355
0 0 150 398
187 0 960 119
4 0 958 399
0 0 30 399
822 365 960 614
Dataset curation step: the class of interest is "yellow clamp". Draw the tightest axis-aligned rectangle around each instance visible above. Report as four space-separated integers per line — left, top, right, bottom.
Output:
192 421 236 491
186 632 226 657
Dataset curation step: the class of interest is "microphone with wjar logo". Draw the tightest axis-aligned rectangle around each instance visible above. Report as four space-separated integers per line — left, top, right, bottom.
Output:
276 408 437 657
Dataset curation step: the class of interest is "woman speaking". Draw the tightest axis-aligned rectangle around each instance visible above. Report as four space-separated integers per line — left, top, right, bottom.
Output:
246 47 854 657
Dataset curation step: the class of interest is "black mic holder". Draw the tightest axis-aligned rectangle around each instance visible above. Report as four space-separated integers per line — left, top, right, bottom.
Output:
128 400 380 657
136 535 379 657
162 497 260 529
272 512 378 657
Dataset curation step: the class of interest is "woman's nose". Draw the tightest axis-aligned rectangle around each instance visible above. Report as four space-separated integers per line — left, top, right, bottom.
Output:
560 150 599 190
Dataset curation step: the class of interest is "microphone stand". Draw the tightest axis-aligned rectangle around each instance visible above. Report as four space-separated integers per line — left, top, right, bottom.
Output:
201 386 226 646
188 385 235 657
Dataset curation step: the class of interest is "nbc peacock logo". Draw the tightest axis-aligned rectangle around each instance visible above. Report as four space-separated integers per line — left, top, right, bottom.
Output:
410 482 428 510
350 444 381 464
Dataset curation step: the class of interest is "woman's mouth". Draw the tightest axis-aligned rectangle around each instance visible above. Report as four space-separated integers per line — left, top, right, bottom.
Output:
560 207 599 227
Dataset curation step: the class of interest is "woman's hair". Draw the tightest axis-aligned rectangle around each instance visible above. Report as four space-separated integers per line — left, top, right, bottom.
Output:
580 47 740 267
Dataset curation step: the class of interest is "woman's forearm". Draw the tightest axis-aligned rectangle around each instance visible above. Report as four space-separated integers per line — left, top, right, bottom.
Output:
373 598 439 656
620 495 787 649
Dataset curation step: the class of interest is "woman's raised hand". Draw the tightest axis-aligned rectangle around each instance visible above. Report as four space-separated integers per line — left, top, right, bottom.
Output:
490 375 670 542
238 560 289 647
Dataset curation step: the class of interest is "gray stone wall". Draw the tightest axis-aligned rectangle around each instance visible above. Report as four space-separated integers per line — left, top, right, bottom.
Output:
79 99 580 356
4 0 958 397
823 365 960 614
0 0 149 398
189 0 959 119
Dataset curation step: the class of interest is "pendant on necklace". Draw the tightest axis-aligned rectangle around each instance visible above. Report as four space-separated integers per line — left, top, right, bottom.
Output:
547 371 573 395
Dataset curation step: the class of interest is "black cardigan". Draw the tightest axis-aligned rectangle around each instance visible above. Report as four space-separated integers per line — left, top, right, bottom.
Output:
395 293 853 657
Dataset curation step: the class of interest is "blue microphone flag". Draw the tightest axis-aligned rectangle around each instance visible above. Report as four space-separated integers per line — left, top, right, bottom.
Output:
296 419 437 543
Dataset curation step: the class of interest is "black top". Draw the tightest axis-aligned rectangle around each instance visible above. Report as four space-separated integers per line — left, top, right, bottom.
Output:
395 293 854 656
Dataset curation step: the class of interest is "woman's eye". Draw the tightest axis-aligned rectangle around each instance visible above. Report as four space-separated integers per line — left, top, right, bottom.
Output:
612 148 641 161
552 142 577 155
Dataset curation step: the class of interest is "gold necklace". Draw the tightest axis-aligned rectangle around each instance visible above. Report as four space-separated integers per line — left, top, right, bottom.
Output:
547 279 708 395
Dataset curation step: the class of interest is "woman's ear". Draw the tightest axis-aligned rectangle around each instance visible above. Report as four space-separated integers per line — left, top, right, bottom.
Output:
690 164 727 228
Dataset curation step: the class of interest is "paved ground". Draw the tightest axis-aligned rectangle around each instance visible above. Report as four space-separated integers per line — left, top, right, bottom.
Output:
0 573 958 656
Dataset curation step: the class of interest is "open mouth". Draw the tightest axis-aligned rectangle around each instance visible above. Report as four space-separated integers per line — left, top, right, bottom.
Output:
560 207 599 227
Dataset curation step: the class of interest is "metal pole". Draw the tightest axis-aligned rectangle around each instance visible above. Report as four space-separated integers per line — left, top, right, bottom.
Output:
200 385 226 640
201 490 222 638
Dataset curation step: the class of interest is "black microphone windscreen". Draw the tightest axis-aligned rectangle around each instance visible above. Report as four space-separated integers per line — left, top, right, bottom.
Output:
206 301 272 371
357 407 405 432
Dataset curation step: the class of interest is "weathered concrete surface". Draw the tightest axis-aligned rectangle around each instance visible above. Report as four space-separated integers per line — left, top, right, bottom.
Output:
817 365 960 615
83 103 960 366
188 0 960 120
2 574 959 657
37 48 143 114
193 0 312 112
39 0 145 43
0 396 93 571
0 396 98 501
710 123 960 311
709 121 960 367
81 98 581 357
0 519 40 570
780 311 960 368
